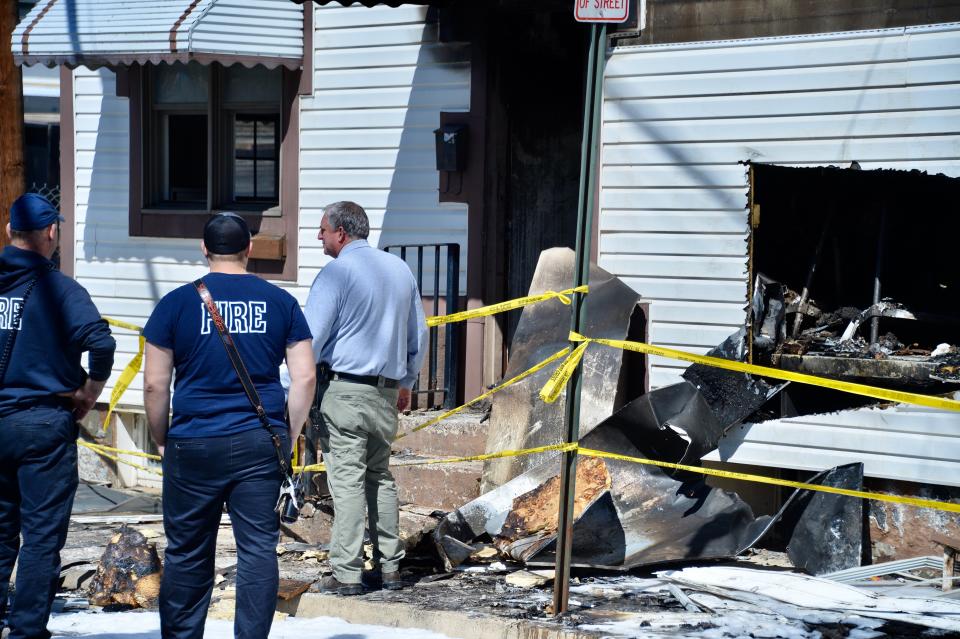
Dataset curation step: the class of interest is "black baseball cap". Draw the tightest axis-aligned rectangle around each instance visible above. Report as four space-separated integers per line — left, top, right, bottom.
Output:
203 212 251 254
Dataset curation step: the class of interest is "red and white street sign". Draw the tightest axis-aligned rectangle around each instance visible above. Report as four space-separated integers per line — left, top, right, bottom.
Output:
574 0 630 23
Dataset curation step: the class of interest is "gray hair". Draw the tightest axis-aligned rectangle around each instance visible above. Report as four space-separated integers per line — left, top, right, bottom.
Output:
324 201 369 240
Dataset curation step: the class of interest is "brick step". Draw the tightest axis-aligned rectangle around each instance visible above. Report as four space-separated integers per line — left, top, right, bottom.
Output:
393 410 487 459
391 455 482 513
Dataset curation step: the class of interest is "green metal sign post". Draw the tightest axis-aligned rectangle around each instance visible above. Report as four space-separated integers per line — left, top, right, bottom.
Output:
552 20 608 616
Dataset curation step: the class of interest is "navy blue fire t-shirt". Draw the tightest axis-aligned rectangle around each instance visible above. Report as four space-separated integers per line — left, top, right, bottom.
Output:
143 273 312 438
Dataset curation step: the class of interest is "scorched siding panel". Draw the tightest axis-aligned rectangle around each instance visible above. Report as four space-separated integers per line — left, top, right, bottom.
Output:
600 23 960 480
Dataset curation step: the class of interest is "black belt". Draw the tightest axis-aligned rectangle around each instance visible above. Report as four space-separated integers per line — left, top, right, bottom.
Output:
330 370 400 389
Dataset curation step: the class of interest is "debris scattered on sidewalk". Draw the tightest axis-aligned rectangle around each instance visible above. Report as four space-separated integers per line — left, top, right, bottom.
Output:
504 569 555 589
660 565 960 633
88 526 162 608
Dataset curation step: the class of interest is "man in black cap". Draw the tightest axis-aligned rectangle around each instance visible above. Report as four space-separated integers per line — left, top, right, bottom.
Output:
0 193 115 639
143 212 315 639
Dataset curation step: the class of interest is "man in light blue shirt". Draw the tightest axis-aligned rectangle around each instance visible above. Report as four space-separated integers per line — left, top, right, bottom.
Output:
305 201 427 595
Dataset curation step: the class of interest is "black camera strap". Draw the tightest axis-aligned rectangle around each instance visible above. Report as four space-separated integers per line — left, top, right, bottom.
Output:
193 279 292 480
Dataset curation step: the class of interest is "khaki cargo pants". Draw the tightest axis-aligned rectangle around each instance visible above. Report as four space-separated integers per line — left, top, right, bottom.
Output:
316 380 403 584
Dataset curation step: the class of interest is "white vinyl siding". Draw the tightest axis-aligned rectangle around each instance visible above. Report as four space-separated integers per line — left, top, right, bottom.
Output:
71 4 470 409
300 4 470 295
599 23 960 485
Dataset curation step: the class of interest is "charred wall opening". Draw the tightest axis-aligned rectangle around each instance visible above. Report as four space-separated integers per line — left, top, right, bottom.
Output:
748 163 960 400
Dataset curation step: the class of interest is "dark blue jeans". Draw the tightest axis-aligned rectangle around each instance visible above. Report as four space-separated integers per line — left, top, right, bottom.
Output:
0 405 78 639
160 427 287 639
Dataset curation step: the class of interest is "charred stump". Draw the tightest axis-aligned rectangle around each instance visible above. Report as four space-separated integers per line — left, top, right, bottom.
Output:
88 525 162 608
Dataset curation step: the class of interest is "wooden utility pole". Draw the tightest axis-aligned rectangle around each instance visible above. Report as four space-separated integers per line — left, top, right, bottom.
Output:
0 0 26 247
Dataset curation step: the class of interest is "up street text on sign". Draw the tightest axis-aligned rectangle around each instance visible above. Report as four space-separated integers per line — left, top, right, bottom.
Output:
574 0 630 23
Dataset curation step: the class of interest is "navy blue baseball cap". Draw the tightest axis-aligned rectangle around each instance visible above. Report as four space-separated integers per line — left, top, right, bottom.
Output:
10 193 64 231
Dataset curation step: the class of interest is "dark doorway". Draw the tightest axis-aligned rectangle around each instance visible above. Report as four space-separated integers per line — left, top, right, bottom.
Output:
485 9 589 347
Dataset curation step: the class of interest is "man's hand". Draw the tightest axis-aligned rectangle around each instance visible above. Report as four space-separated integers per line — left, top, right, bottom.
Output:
397 387 411 412
71 379 106 421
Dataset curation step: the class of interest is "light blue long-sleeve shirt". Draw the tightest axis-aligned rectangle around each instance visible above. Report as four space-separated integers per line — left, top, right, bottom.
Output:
305 240 428 389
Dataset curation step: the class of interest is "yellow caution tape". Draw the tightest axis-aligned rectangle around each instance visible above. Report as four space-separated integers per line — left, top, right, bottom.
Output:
578 447 960 514
394 442 577 466
82 441 162 461
426 286 588 327
395 346 573 440
78 439 163 476
298 440 960 514
101 317 147 432
103 317 144 333
541 332 960 412
296 442 577 474
296 463 323 473
539 341 589 404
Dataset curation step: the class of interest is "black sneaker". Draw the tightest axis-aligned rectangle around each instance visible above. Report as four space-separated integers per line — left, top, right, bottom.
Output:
318 575 362 596
381 571 404 591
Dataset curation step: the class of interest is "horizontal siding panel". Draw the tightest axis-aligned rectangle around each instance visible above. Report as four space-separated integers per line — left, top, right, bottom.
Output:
313 43 471 71
75 151 129 171
603 135 960 165
77 241 204 263
301 107 443 130
650 366 685 388
302 148 436 169
754 411 960 438
604 58 960 100
315 24 439 49
74 97 126 116
647 300 747 325
300 168 439 190
75 76 116 95
722 420 960 460
297 189 440 211
647 350 714 368
602 165 747 188
315 5 430 29
299 205 466 230
601 210 748 233
600 254 748 280
80 278 184 300
301 127 436 150
75 114 128 134
75 132 128 152
314 63 471 91
604 84 960 123
308 86 469 110
605 29 960 77
601 187 747 210
603 109 960 144
76 260 208 282
647 322 742 347
600 232 748 256
615 275 748 303
703 441 960 488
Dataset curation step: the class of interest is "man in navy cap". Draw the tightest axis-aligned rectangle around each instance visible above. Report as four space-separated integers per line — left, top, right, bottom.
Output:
143 212 315 639
0 193 116 639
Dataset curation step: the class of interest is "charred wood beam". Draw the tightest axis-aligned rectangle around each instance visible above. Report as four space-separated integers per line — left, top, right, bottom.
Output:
777 354 954 386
